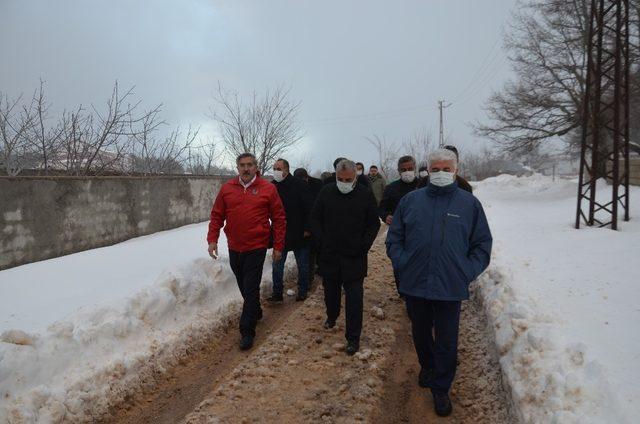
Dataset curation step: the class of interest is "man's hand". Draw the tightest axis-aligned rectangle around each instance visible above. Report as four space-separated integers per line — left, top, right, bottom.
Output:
208 242 218 259
273 249 282 263
303 230 311 238
385 215 393 225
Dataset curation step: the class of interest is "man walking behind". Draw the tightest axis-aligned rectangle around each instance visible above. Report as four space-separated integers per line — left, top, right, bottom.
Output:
367 165 386 206
324 157 371 189
207 153 286 351
385 148 492 416
378 155 420 225
293 167 324 280
270 158 313 302
311 159 380 355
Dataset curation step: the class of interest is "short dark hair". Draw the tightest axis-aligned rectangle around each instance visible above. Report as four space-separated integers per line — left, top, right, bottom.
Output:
333 157 347 170
397 155 416 169
356 162 365 168
275 158 290 170
293 168 308 179
443 145 459 160
369 165 378 170
236 152 257 165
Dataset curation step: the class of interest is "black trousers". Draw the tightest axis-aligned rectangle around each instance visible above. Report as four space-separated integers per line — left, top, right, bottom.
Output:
229 248 267 337
323 277 363 342
405 295 462 394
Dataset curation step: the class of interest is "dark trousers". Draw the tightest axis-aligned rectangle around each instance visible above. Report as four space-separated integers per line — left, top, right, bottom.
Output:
229 248 267 337
405 295 462 394
323 278 364 342
272 247 310 296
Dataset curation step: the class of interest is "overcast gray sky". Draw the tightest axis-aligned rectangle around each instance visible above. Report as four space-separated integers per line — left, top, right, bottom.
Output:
1 0 517 172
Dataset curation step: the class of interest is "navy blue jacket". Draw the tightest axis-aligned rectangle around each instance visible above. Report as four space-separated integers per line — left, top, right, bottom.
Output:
385 182 492 301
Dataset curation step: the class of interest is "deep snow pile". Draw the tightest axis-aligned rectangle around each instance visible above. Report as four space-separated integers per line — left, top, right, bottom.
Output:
473 174 639 424
0 223 282 423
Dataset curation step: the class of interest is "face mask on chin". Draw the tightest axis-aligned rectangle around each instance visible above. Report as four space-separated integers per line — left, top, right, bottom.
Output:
429 171 456 187
273 170 285 182
336 179 355 194
400 171 416 183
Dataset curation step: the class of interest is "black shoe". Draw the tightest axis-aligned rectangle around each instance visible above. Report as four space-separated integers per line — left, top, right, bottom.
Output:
239 335 254 351
345 340 359 356
295 293 308 301
418 368 435 388
267 294 283 303
432 392 453 417
323 319 336 330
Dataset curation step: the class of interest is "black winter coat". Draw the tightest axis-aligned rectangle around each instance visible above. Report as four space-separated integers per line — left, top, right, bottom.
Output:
378 178 421 221
322 172 371 189
273 174 313 251
306 176 324 203
311 184 381 281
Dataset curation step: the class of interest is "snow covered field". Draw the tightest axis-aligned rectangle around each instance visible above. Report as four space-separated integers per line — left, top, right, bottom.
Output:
0 223 282 422
474 174 639 424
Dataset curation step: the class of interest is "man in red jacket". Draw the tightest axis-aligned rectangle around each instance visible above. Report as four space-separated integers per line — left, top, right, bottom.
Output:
207 153 286 350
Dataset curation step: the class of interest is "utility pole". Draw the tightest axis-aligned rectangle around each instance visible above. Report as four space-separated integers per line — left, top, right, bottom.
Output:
437 99 452 147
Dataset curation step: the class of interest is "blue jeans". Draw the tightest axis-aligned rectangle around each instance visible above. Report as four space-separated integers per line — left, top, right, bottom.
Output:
272 247 310 296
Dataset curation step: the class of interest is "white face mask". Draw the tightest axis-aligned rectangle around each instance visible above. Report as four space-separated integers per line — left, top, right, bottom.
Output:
356 170 363 176
273 170 285 182
336 179 355 194
419 170 429 178
400 171 416 183
429 171 456 187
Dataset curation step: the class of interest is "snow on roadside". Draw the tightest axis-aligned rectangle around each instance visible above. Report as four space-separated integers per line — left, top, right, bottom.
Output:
0 223 285 423
473 174 639 424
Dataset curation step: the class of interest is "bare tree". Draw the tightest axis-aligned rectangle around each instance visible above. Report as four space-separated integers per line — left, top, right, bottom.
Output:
403 127 435 167
29 81 64 174
475 0 640 156
0 92 35 176
211 83 303 174
474 0 590 154
366 134 400 180
55 82 163 175
186 139 227 175
129 112 199 175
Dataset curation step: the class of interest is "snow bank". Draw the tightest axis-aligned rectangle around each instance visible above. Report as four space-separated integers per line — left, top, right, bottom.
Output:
473 174 638 424
0 223 284 423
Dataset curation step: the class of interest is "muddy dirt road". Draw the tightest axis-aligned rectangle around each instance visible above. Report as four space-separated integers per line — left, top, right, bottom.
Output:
103 233 516 423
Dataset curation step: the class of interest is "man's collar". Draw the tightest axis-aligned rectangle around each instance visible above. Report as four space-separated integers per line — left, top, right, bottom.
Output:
239 174 257 188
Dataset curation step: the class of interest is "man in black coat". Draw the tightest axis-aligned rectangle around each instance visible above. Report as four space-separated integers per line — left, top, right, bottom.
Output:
293 167 324 279
378 155 421 225
270 158 313 302
311 159 381 355
293 167 323 203
323 157 371 189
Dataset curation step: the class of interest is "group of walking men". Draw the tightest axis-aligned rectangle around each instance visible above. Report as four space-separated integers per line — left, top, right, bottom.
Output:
206 145 492 416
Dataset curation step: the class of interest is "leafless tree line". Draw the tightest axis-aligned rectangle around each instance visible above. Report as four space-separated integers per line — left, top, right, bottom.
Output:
365 129 436 180
211 83 304 174
475 0 640 158
0 81 224 176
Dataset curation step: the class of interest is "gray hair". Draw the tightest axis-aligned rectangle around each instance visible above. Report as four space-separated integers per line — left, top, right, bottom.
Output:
428 149 458 166
336 159 356 173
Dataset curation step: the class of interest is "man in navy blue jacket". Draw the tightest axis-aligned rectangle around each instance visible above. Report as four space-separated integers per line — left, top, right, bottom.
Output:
385 148 492 417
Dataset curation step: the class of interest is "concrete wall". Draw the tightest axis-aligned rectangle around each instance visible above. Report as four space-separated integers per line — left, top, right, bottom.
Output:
0 176 228 270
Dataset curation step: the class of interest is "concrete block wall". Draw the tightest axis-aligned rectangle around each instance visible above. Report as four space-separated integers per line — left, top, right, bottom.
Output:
0 176 228 270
